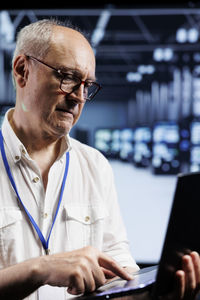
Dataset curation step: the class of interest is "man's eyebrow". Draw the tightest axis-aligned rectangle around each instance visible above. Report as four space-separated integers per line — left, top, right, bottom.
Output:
57 65 97 81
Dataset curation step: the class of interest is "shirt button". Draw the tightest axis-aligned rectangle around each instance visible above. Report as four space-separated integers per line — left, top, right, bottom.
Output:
85 216 90 222
43 213 48 219
15 155 20 160
33 177 39 183
21 149 26 155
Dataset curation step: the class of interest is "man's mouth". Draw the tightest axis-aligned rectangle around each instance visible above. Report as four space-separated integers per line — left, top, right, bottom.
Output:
56 107 73 115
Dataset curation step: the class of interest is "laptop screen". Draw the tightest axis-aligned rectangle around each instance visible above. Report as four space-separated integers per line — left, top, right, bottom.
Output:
153 171 200 297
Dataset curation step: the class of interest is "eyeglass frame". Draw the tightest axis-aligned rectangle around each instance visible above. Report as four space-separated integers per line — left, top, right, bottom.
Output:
25 55 102 101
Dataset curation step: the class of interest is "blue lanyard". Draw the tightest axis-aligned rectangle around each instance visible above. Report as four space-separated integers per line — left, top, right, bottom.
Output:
0 130 70 255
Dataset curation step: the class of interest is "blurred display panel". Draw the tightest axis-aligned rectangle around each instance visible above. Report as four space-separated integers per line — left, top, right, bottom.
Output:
119 128 134 162
94 128 121 159
190 120 200 172
133 126 152 167
152 122 180 175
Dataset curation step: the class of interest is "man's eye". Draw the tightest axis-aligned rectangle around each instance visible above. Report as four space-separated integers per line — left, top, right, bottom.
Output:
63 74 79 83
62 74 73 80
54 71 63 79
84 82 93 88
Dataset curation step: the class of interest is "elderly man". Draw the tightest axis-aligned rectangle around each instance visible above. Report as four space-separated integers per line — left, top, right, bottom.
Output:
0 19 199 300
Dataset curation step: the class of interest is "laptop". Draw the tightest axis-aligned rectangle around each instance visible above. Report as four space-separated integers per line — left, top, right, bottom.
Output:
76 171 200 299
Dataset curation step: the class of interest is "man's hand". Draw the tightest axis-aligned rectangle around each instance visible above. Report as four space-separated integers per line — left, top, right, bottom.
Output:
117 252 200 300
0 246 133 300
174 251 200 299
162 251 200 300
38 246 133 295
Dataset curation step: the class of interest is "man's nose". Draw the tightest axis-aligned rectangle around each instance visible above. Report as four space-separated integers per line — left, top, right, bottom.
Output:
70 82 86 103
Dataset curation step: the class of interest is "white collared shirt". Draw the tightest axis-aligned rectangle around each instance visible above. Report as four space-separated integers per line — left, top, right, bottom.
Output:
0 109 138 300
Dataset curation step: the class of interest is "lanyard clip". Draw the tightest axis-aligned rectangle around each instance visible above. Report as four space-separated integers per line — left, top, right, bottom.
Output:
45 248 51 255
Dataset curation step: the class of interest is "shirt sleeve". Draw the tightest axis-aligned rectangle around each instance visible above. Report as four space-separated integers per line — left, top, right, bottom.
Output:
102 160 139 270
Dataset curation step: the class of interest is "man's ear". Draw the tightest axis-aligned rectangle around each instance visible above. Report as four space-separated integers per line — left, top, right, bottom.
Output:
13 55 29 88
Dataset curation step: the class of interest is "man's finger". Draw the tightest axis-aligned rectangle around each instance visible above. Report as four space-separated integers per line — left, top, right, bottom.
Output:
190 251 200 288
67 274 85 295
182 254 196 290
101 267 117 279
98 254 133 281
175 270 185 299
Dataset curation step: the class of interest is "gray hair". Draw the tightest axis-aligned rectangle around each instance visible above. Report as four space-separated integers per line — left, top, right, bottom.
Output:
12 18 89 87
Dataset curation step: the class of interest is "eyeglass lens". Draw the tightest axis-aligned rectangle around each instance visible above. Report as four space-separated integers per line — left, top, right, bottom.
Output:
61 80 99 100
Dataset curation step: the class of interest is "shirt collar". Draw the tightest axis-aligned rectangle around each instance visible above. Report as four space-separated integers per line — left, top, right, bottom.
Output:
1 108 72 164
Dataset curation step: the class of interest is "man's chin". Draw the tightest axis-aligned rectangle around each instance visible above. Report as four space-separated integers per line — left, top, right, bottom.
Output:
56 126 71 137
46 123 71 139
45 118 73 138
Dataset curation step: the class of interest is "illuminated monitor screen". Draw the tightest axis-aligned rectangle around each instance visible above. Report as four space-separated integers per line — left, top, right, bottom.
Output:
94 128 121 158
119 128 134 161
190 121 200 172
190 121 200 145
152 122 180 174
153 122 179 144
133 126 152 167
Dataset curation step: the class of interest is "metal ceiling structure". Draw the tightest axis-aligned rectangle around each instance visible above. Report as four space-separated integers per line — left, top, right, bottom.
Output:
1 4 200 104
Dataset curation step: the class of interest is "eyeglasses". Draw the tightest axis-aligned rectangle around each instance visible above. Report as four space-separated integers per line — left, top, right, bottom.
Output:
26 55 101 101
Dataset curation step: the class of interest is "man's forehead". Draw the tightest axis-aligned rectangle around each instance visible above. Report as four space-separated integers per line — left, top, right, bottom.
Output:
48 26 95 73
50 26 94 60
51 25 89 46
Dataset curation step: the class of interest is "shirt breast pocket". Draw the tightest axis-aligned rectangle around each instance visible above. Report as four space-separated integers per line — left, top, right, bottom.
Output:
0 208 23 265
64 204 108 250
